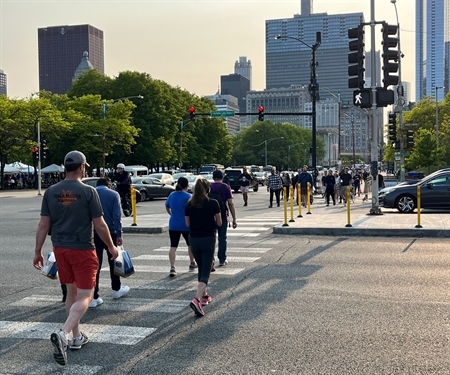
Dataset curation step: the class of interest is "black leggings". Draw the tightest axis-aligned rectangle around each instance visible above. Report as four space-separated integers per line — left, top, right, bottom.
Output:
189 236 215 285
169 230 190 247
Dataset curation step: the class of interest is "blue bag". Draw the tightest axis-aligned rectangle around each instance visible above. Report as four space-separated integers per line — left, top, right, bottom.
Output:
114 246 135 278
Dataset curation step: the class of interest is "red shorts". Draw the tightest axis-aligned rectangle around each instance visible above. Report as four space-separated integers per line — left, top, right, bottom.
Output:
53 246 98 290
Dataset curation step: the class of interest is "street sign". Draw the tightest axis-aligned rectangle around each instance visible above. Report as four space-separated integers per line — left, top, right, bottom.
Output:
395 152 401 161
404 123 419 127
211 110 235 118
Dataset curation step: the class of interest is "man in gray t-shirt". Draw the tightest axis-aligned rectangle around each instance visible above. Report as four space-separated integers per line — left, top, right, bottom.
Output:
33 150 119 366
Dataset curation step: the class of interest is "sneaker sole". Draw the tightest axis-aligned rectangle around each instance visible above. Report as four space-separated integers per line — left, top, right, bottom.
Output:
50 333 67 366
189 301 205 316
69 338 89 350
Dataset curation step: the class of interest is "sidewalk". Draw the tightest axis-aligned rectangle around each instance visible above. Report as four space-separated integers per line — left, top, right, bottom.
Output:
273 195 450 238
122 193 450 238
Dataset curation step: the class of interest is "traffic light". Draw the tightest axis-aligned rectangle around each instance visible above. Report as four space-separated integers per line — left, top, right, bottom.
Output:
388 113 397 144
381 22 399 88
33 146 39 160
406 130 414 149
353 89 371 108
41 139 47 159
258 106 264 121
348 24 365 89
189 106 196 121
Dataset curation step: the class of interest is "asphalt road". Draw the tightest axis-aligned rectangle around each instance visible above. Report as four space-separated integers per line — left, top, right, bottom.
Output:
0 189 449 374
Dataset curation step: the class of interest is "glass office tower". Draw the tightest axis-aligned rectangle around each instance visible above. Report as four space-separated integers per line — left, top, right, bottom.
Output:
266 12 364 106
415 0 449 101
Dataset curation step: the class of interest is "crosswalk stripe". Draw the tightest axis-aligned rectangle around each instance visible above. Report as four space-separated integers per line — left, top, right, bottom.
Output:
129 265 245 275
9 295 187 314
237 218 282 222
2 363 102 374
0 320 155 345
132 255 260 262
227 232 260 237
153 247 271 253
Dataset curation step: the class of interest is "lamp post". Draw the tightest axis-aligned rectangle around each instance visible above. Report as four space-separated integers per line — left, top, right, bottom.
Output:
252 137 284 167
287 143 303 170
275 32 321 186
102 95 143 176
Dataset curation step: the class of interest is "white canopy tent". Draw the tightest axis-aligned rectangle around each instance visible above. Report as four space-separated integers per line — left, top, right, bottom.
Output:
41 164 65 173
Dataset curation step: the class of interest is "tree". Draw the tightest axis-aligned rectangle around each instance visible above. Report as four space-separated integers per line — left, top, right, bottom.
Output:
406 128 443 173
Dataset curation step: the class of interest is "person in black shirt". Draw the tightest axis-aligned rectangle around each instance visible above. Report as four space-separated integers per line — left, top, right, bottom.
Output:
339 167 352 204
112 163 131 216
324 170 336 206
238 167 252 207
185 178 222 317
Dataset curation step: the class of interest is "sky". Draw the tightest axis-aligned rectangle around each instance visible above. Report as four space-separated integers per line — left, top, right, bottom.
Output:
0 0 415 100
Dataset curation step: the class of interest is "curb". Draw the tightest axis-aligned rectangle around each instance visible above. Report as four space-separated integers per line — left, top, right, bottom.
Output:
273 226 450 238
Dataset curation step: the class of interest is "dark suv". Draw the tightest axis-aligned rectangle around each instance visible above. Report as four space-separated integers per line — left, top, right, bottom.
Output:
224 168 259 193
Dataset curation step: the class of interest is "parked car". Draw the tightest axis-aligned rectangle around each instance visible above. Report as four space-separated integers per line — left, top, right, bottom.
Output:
183 175 204 193
378 168 450 213
224 168 259 193
82 177 142 202
131 177 175 201
254 171 267 186
147 173 175 186
172 172 193 183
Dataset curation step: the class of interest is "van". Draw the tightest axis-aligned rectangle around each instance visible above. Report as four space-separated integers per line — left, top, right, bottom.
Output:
124 165 149 177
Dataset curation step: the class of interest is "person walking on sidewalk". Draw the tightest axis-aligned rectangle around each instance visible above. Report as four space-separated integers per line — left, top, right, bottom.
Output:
90 177 129 308
238 167 252 206
324 170 336 206
281 172 291 201
267 169 283 208
165 176 196 277
339 167 352 204
295 166 313 208
210 170 237 268
33 151 118 366
185 179 222 317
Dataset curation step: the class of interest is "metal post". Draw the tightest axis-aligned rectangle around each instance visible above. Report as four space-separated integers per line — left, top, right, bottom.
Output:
436 87 439 147
179 120 183 169
392 0 405 182
352 114 356 168
37 121 42 195
265 141 268 167
310 32 321 188
102 102 107 177
369 0 381 215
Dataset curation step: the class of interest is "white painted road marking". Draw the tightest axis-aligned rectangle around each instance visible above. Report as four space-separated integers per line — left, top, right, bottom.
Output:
130 265 245 275
153 247 271 253
133 255 260 262
0 321 155 345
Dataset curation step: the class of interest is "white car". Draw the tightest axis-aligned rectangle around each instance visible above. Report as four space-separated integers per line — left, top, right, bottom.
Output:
146 173 174 185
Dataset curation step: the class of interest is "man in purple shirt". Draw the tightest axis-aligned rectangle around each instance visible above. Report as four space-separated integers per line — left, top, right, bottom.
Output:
210 170 237 267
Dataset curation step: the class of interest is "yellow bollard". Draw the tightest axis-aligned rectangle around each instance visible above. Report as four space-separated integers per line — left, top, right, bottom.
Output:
306 182 312 214
289 185 295 222
345 185 352 227
415 185 422 228
130 185 137 226
282 186 289 226
297 183 302 218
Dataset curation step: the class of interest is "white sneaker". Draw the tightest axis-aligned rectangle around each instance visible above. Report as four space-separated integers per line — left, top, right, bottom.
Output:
112 286 130 299
89 297 104 308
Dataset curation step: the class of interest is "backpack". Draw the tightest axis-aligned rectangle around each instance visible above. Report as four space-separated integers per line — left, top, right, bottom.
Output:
208 184 229 221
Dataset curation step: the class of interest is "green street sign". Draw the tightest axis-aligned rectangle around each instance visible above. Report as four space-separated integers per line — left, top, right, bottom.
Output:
211 110 235 117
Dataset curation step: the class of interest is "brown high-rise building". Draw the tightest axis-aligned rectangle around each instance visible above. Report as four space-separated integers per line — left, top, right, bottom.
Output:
38 24 104 94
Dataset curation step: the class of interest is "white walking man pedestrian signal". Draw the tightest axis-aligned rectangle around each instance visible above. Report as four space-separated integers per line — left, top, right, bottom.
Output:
355 92 362 104
353 89 371 108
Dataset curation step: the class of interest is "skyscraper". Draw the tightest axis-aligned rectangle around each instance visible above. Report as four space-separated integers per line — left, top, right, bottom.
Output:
221 73 250 116
415 0 449 101
266 11 364 106
0 70 6 96
234 57 252 89
38 24 104 94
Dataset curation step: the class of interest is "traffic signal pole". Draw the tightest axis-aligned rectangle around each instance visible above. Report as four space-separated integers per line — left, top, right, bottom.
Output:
369 0 382 215
37 121 42 196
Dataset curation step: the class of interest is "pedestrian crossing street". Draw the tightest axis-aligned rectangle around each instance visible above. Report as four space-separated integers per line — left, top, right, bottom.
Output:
1 213 283 372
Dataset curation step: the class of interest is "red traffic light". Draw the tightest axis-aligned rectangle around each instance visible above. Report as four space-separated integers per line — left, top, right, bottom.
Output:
258 106 264 113
189 106 195 113
33 147 39 153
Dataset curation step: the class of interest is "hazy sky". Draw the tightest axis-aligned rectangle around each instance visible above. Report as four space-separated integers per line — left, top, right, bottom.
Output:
0 0 415 99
